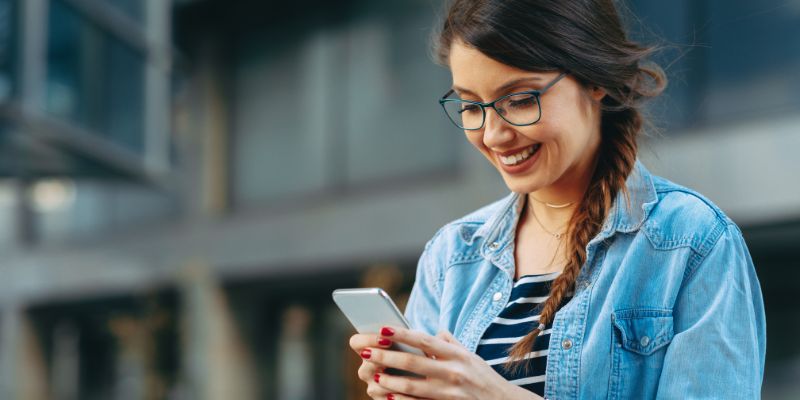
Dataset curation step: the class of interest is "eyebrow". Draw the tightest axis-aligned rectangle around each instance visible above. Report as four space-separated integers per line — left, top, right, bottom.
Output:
452 76 544 97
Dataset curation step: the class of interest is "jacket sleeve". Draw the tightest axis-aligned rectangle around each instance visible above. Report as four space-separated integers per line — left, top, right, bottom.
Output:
403 236 442 337
656 223 767 399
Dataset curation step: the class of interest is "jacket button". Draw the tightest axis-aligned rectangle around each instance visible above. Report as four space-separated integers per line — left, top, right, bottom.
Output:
488 242 500 250
561 338 573 350
492 292 503 301
640 335 650 347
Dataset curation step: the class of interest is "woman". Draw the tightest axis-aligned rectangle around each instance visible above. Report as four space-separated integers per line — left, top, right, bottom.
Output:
348 0 766 398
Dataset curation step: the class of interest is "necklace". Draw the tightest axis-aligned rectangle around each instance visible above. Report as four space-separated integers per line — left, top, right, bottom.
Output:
530 195 575 209
525 202 567 275
529 203 567 239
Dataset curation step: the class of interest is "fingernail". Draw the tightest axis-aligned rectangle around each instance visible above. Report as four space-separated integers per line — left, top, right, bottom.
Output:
387 394 395 400
374 373 380 383
378 338 392 346
381 327 395 337
360 349 372 359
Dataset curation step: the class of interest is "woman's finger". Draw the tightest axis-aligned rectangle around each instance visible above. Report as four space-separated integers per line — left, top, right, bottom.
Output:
367 368 430 400
385 392 430 400
350 333 372 353
373 371 437 399
365 382 391 399
436 330 457 344
380 326 465 360
358 360 386 382
364 346 452 381
350 333 395 354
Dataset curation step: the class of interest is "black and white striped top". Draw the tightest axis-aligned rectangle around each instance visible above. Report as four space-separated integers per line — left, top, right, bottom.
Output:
475 271 571 397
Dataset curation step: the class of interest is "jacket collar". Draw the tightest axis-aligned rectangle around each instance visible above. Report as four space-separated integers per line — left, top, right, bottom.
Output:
473 160 658 256
604 160 658 234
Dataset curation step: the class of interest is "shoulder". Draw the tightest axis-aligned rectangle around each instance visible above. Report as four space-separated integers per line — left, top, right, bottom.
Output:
641 174 737 258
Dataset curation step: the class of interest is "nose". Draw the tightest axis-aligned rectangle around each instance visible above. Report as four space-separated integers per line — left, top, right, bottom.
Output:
482 107 514 149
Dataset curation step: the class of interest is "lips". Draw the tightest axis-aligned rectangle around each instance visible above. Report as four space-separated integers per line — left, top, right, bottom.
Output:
497 144 541 166
494 143 543 175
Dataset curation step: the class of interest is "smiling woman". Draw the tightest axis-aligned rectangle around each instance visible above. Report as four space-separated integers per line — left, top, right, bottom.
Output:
347 0 766 399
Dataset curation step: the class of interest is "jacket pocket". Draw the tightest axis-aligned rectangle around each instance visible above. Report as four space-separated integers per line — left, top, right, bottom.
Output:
608 308 674 400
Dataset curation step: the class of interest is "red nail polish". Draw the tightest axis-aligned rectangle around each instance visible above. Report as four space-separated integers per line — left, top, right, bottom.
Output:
374 373 380 383
360 349 372 359
387 394 395 400
381 327 395 336
378 338 392 346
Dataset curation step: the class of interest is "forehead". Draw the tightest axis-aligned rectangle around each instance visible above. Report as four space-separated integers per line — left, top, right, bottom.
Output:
449 41 543 94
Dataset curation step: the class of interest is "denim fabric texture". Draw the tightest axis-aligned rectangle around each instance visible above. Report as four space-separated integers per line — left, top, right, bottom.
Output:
403 160 766 399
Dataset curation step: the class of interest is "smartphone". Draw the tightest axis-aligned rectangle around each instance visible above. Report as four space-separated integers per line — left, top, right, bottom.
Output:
332 288 426 377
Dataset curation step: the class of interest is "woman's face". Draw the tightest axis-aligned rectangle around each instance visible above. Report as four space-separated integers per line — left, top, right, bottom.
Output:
448 41 605 197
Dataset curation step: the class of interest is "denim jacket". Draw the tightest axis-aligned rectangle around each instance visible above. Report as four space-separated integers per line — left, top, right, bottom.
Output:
404 160 766 399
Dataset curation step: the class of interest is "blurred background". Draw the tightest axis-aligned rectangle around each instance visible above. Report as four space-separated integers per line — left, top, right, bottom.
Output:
0 0 797 399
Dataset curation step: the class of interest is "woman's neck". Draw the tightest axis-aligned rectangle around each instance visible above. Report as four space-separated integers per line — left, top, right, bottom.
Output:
525 195 576 235
528 147 600 227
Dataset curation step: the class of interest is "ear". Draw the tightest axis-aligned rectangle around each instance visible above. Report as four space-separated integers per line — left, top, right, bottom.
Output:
590 86 607 102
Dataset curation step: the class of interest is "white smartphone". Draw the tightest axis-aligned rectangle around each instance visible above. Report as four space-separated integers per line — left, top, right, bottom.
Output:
332 288 427 377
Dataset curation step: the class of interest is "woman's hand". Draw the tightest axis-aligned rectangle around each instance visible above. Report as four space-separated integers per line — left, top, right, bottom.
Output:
349 330 397 399
349 326 543 400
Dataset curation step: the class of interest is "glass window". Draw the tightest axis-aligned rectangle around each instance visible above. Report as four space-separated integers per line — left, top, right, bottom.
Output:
627 0 697 131
629 0 800 130
231 2 459 205
105 0 143 22
342 11 457 184
0 0 16 102
29 292 180 400
704 0 800 122
233 33 331 203
46 0 145 154
37 180 176 244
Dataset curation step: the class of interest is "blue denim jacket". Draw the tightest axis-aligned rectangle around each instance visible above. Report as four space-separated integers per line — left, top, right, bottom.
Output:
404 160 766 399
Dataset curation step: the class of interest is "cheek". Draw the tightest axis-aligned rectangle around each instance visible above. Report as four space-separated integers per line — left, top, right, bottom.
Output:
542 126 583 159
536 99 596 155
520 122 563 153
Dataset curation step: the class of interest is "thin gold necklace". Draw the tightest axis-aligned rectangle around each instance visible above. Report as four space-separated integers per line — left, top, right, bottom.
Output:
529 203 567 240
526 203 567 274
530 195 575 209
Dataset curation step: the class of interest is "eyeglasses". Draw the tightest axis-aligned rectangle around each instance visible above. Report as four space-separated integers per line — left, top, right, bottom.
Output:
438 72 568 130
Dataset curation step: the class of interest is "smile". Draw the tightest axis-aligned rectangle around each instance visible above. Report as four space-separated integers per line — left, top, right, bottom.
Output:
498 144 541 166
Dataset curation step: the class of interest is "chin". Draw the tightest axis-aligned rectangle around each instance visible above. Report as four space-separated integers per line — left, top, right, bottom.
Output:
500 175 541 194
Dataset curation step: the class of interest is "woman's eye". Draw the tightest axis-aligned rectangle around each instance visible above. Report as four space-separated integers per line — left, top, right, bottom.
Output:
459 104 481 114
508 95 537 108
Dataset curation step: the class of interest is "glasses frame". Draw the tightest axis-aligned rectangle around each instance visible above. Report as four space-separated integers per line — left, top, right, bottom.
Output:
438 72 568 130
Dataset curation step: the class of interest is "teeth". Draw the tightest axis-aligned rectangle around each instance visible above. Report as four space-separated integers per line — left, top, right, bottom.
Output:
500 144 539 166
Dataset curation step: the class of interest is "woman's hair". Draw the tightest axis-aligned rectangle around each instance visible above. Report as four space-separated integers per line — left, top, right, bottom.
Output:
434 0 666 375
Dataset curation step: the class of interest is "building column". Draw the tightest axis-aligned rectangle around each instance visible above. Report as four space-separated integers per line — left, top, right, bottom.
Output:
0 305 49 400
179 262 257 400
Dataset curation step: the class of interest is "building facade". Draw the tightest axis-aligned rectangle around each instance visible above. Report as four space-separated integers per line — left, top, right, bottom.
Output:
0 0 798 399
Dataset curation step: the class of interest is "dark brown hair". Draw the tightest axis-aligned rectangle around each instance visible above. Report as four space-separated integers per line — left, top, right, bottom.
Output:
435 0 666 374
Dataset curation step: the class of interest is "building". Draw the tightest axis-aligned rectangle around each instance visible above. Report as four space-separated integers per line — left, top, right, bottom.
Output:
0 0 797 399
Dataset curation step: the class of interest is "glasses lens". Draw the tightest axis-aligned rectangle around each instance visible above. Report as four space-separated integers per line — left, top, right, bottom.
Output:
442 100 484 130
496 93 540 125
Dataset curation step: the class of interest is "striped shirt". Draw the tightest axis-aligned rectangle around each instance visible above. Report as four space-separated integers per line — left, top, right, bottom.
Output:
475 271 572 397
